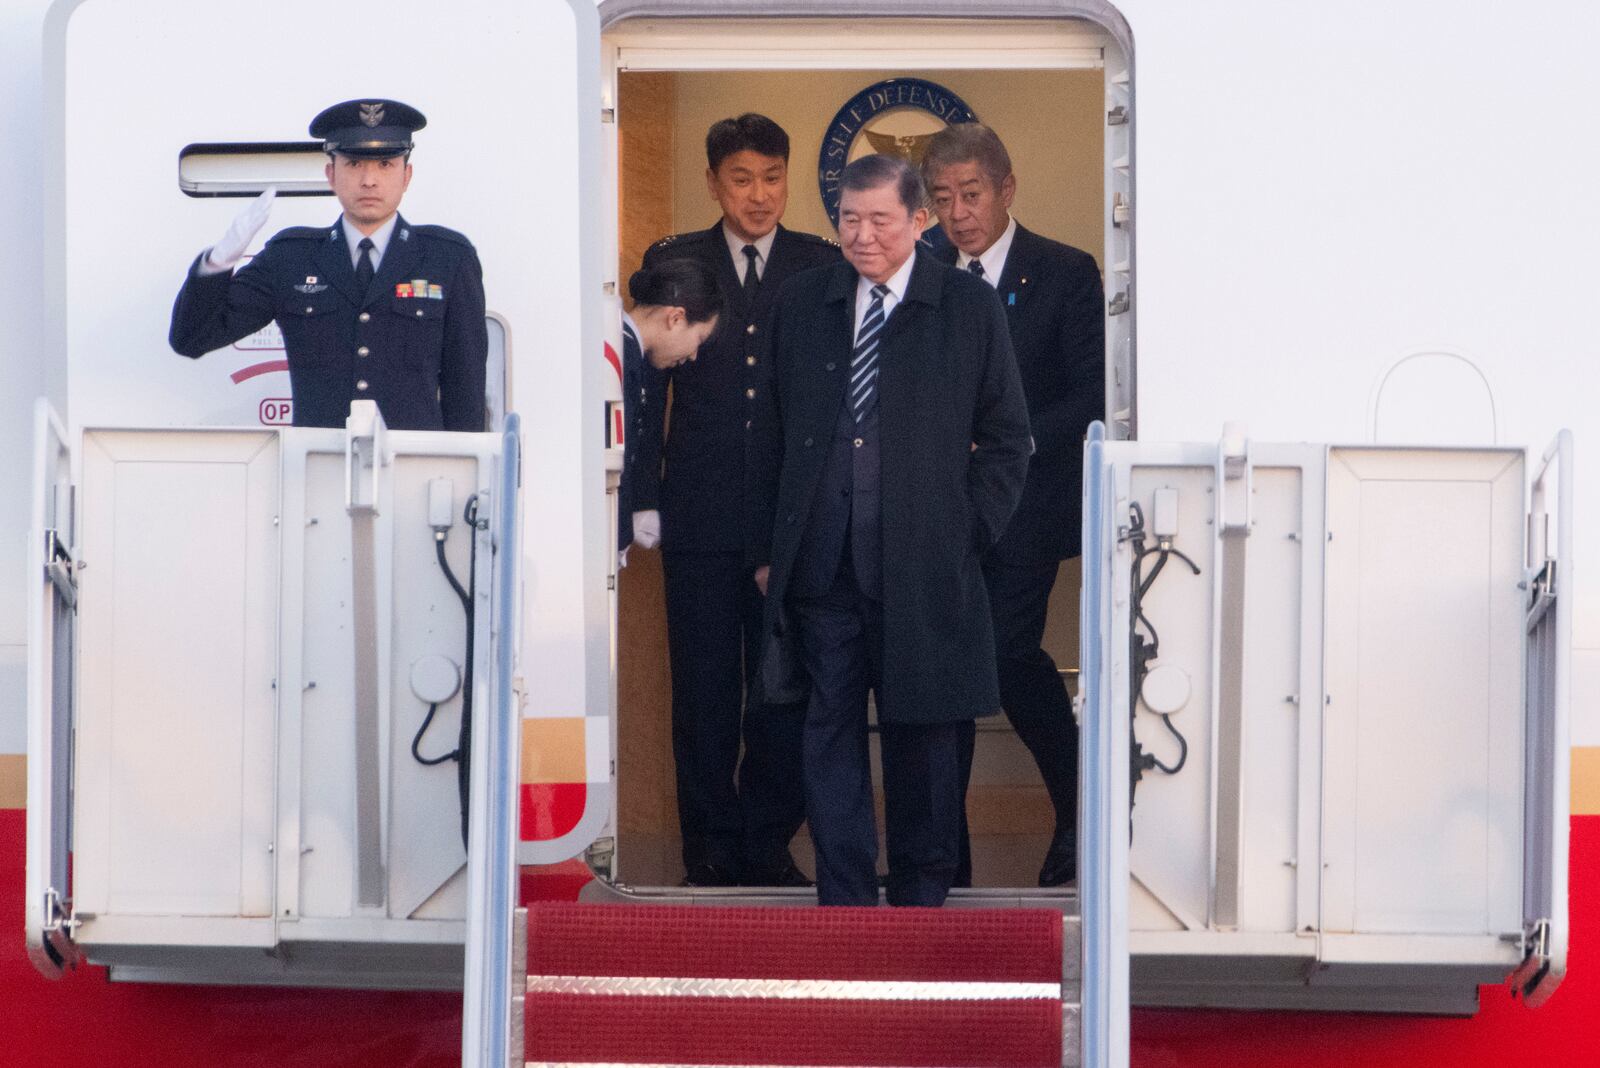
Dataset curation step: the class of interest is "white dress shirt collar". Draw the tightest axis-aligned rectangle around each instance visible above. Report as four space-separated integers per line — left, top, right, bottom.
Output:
723 222 778 283
955 214 1017 288
343 213 399 272
853 248 918 338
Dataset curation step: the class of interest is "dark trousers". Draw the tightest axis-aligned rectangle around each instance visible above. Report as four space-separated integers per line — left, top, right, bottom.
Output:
663 550 806 876
957 558 1080 885
791 564 966 906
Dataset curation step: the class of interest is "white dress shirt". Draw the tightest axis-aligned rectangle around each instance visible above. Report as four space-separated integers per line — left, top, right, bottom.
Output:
723 223 777 285
345 213 399 272
853 249 918 339
955 214 1017 288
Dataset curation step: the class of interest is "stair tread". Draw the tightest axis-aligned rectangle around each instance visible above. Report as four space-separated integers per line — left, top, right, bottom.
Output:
525 992 1062 1068
527 903 1063 983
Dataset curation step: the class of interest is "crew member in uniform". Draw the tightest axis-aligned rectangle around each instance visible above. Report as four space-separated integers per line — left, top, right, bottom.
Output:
617 259 724 553
922 122 1106 888
169 98 488 431
635 114 840 887
748 154 1031 906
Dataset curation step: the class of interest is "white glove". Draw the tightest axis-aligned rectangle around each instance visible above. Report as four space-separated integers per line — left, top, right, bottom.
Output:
632 510 661 550
204 187 276 271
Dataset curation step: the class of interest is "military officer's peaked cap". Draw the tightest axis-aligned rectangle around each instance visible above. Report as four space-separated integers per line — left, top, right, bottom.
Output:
310 98 427 159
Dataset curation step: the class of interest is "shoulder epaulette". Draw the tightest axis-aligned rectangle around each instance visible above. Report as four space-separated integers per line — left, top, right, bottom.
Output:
263 225 328 246
792 230 840 248
412 224 476 249
649 230 713 252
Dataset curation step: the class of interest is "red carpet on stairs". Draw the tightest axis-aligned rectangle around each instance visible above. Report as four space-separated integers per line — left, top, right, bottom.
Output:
524 904 1066 1068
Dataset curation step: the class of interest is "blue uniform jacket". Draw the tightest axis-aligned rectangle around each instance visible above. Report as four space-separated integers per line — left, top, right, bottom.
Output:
169 214 488 431
617 318 665 551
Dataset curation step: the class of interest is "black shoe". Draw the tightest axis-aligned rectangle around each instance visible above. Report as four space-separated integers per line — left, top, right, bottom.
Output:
744 858 815 888
681 862 741 887
1038 834 1077 888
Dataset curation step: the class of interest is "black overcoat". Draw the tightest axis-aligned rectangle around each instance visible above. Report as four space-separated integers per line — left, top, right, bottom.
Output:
637 224 840 553
747 252 1032 724
169 214 488 431
938 224 1104 563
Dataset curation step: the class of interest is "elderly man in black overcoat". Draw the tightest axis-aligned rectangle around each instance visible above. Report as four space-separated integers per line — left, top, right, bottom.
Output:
923 123 1105 888
747 154 1031 906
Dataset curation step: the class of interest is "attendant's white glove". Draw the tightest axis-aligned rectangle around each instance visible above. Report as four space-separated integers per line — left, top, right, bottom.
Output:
204 187 276 271
632 510 661 549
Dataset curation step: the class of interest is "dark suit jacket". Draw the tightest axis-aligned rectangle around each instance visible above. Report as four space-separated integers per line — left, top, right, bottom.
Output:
939 224 1103 562
637 223 840 554
170 214 488 431
748 252 1032 723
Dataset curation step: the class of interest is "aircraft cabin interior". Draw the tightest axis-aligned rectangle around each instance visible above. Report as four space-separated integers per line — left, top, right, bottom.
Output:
603 15 1125 892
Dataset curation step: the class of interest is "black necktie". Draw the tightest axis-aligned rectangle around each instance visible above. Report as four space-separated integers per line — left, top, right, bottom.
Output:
356 237 375 289
850 284 890 420
967 259 985 280
741 244 761 303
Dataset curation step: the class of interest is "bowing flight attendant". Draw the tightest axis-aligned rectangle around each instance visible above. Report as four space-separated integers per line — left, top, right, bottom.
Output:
618 259 724 555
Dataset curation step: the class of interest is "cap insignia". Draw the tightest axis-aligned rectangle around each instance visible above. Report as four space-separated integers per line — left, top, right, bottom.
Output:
360 102 385 128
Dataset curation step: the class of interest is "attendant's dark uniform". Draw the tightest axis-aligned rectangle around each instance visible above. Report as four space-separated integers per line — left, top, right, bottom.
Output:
636 224 839 883
939 224 1105 887
747 251 1031 906
617 316 663 551
168 99 488 432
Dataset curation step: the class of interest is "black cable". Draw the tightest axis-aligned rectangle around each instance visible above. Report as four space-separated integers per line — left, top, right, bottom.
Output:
1126 501 1200 781
411 702 456 765
456 495 480 847
410 532 473 771
435 533 470 611
1144 713 1189 775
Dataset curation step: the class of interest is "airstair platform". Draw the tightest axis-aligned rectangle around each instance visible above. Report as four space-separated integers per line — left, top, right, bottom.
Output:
518 902 1080 1067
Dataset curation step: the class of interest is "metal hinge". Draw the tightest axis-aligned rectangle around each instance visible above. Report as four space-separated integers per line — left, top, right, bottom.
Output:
43 887 82 935
601 107 616 124
1108 291 1131 316
1107 105 1128 126
43 529 78 607
1528 918 1551 959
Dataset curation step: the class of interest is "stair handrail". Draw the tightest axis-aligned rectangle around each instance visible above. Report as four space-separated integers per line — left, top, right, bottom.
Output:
461 414 523 1068
1078 421 1130 1068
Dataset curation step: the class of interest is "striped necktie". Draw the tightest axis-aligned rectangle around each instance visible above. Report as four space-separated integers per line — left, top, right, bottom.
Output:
850 284 890 420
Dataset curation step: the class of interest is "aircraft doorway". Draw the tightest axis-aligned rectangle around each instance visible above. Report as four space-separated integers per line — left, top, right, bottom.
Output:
604 14 1130 894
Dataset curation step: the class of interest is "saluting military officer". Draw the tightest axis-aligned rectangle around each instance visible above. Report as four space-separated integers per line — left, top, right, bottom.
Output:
170 98 488 431
635 114 840 887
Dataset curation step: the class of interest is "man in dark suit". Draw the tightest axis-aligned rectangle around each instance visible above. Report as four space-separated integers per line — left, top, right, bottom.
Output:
170 98 487 431
748 154 1031 906
636 114 840 886
922 123 1105 888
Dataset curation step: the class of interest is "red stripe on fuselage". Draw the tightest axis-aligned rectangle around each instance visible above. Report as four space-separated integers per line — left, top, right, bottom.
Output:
519 781 586 842
3 809 1595 1065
